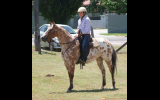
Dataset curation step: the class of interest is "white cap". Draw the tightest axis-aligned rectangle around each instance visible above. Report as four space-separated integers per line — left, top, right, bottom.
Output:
77 7 87 12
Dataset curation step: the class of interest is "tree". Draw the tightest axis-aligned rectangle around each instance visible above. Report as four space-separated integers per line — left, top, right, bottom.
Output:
39 0 84 24
102 0 127 14
86 0 105 14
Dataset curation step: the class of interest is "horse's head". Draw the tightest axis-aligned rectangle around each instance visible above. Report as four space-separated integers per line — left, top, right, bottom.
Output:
41 22 58 43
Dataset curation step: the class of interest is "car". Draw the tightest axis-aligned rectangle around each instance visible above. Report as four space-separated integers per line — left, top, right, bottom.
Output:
34 24 77 51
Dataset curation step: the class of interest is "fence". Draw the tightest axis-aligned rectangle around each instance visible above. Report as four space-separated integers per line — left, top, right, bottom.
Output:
107 13 127 33
68 16 101 29
32 12 127 34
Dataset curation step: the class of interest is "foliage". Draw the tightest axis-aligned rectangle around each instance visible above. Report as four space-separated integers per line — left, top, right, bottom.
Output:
86 0 127 15
39 0 84 24
32 1 33 11
102 0 127 14
86 0 105 14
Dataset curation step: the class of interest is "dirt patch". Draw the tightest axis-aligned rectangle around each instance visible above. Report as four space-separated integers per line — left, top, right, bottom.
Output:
45 74 54 77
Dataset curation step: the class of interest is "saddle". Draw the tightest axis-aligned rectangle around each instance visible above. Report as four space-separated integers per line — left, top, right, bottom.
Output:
76 35 100 68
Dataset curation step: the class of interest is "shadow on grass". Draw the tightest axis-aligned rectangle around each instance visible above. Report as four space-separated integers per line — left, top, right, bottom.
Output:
49 88 119 94
40 47 61 55
71 88 119 93
41 47 61 52
41 51 56 55
117 52 127 54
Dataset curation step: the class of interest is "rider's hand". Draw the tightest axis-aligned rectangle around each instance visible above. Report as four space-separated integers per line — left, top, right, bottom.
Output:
74 34 78 38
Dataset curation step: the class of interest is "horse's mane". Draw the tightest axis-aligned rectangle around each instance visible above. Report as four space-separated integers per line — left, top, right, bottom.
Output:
55 24 73 39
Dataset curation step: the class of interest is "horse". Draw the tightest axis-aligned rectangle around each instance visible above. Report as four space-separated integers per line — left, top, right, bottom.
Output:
41 22 117 92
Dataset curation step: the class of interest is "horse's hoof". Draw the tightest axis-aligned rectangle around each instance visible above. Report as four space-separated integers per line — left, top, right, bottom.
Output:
99 86 104 90
110 87 115 89
66 89 72 93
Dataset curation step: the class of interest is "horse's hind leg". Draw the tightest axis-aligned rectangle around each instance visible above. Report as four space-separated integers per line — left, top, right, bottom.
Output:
96 57 106 89
105 60 116 89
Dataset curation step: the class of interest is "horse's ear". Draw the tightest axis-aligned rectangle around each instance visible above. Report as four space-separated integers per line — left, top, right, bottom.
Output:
52 22 57 31
49 22 52 26
52 21 55 25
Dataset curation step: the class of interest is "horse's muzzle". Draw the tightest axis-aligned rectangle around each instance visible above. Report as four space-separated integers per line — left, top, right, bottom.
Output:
41 35 48 42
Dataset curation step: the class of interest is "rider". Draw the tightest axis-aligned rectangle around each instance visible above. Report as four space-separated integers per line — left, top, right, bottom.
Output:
77 7 91 65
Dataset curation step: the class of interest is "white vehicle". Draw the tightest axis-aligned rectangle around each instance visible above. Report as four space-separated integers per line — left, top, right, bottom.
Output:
34 24 77 51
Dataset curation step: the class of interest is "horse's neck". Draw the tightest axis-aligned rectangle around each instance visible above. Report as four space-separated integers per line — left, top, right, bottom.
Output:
56 27 74 50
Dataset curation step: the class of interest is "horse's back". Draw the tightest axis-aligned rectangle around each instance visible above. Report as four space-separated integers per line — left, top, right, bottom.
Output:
95 38 113 60
94 38 111 45
86 38 113 63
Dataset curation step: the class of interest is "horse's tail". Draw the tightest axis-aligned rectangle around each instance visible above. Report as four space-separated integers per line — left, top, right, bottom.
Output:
112 47 117 74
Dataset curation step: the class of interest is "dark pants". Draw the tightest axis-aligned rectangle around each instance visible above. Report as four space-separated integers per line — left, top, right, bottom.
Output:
81 34 90 63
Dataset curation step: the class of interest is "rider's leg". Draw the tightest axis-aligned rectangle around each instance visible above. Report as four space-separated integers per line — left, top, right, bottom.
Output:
81 34 90 63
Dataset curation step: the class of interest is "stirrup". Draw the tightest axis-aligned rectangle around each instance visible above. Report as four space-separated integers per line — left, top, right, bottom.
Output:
78 59 85 69
79 59 85 65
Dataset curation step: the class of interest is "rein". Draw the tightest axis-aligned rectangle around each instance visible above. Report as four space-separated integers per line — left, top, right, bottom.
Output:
59 42 72 44
61 37 78 55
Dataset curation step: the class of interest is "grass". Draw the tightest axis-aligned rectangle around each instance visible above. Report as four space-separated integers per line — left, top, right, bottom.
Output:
32 45 127 100
100 33 127 37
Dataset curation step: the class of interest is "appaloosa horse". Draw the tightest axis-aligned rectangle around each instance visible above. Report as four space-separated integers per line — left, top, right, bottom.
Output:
41 22 117 92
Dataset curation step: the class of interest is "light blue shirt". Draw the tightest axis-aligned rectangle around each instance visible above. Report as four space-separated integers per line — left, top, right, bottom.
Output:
77 15 91 34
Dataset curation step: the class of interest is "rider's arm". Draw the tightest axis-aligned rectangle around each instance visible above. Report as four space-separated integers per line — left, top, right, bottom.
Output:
81 18 91 34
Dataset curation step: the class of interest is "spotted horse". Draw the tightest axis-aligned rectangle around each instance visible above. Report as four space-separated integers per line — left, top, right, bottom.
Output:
41 22 117 92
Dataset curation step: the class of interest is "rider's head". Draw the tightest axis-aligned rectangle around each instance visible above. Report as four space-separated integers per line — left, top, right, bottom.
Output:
77 7 87 18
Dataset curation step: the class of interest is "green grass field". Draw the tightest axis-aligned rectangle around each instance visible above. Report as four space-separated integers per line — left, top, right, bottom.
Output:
32 45 127 100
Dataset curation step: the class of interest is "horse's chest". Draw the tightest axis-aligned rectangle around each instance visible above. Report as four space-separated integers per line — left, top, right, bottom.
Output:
61 47 80 64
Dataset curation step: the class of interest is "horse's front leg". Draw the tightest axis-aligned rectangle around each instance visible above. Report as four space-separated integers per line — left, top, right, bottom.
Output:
64 62 75 92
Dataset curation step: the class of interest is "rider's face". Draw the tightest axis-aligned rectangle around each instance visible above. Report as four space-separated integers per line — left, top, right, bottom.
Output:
78 12 84 18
